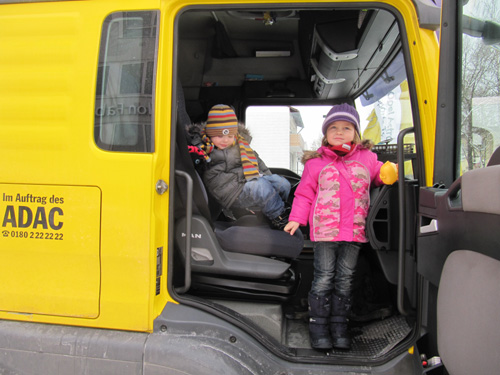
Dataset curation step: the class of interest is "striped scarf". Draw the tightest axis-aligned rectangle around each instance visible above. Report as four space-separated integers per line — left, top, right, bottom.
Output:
200 133 215 156
201 132 260 181
237 134 260 181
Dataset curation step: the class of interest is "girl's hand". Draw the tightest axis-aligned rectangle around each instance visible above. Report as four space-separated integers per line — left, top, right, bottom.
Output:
284 221 300 235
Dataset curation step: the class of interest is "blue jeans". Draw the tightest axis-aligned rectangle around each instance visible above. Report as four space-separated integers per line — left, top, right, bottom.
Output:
310 241 361 298
232 174 290 220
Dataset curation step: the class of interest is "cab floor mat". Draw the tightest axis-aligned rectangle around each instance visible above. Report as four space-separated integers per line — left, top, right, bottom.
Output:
285 315 412 358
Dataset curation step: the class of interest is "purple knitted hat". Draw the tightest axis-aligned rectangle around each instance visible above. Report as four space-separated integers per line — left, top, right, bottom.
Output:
321 103 361 136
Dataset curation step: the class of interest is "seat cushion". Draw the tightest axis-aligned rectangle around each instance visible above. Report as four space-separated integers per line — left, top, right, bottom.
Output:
437 250 500 375
215 221 303 258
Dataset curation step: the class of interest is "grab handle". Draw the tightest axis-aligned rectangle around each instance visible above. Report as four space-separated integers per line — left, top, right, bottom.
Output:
174 170 193 294
420 219 439 234
397 127 414 316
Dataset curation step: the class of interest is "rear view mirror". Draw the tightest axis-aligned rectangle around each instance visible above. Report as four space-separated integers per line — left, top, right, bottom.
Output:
463 15 500 46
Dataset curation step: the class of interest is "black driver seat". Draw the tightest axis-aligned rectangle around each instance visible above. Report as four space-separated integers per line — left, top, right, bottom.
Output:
173 83 303 299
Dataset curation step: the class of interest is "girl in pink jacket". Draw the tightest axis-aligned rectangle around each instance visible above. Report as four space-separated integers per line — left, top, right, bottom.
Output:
285 103 395 351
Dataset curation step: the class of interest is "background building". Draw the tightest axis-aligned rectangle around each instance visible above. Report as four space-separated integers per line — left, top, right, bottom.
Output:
246 106 305 175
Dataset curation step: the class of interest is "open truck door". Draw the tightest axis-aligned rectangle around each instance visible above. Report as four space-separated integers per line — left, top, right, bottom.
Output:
417 0 500 373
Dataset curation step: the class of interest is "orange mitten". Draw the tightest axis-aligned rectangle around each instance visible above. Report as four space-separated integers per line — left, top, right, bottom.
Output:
380 161 398 185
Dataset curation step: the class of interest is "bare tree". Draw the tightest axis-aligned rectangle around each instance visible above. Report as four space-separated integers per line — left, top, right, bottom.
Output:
461 0 500 169
309 135 324 151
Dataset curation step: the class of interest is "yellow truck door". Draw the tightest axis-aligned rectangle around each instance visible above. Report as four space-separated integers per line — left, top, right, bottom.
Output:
0 2 168 332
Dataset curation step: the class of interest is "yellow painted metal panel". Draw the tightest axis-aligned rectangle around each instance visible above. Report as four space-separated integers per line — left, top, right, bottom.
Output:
0 1 162 332
0 184 101 318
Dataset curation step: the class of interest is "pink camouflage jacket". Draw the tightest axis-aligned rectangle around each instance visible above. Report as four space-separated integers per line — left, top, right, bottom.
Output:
289 144 383 243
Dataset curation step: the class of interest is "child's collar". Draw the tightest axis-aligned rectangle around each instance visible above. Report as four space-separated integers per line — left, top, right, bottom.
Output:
328 142 354 155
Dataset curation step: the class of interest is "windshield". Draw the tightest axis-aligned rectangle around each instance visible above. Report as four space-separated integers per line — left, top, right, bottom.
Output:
245 78 415 177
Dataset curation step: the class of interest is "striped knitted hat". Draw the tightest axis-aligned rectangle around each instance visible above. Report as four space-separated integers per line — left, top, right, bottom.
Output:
322 103 361 136
206 104 238 137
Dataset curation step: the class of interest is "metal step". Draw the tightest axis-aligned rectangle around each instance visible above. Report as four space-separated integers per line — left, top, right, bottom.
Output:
285 315 412 358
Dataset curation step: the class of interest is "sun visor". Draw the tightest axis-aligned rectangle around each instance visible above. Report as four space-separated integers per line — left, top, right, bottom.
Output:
360 52 406 106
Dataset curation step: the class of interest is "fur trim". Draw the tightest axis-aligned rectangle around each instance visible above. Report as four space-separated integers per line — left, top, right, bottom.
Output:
185 122 205 146
237 123 252 143
361 139 374 150
301 150 321 164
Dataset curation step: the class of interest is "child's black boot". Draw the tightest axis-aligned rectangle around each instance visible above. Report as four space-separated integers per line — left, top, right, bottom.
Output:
331 293 352 350
308 293 333 350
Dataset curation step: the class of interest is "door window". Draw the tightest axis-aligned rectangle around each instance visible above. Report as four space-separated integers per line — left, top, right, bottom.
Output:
460 1 500 171
94 11 159 152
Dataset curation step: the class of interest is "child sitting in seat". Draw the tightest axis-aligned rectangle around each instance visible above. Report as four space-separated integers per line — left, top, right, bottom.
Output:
187 104 291 230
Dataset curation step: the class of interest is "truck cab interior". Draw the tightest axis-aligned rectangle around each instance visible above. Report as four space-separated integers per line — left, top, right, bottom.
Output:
171 3 430 365
2 0 500 373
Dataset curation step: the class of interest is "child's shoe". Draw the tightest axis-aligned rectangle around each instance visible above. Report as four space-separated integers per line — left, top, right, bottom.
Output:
270 206 291 230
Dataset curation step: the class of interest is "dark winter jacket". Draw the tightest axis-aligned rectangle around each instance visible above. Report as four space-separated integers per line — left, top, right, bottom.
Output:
186 122 272 209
